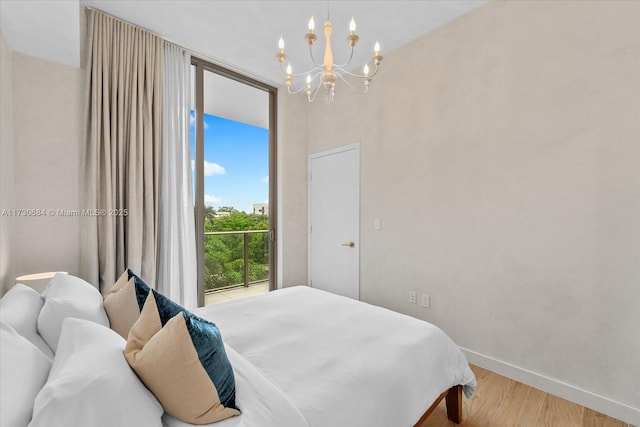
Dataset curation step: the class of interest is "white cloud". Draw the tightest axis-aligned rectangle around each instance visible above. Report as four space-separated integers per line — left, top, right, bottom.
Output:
191 160 226 176
204 161 226 176
262 175 269 184
204 195 222 206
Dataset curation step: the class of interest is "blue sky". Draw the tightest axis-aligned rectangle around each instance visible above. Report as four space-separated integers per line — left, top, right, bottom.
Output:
191 113 269 213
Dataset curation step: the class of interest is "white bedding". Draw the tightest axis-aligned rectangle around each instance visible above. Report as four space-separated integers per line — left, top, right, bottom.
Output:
172 286 476 427
163 344 308 427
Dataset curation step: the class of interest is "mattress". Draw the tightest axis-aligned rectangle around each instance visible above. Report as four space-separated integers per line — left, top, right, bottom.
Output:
165 286 476 427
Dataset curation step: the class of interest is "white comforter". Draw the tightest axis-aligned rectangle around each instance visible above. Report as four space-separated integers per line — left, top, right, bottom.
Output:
163 344 308 427
166 286 475 427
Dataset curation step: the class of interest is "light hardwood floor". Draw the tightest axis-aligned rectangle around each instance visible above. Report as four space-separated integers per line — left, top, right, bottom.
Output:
420 365 634 427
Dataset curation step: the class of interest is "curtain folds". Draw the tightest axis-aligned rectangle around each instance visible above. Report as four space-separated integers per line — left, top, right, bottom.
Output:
157 43 197 309
81 9 164 292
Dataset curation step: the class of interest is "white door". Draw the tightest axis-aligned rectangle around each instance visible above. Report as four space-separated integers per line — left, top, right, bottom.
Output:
309 144 359 299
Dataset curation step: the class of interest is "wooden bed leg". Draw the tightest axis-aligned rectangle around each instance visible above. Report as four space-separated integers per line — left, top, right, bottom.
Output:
412 385 464 427
445 385 463 424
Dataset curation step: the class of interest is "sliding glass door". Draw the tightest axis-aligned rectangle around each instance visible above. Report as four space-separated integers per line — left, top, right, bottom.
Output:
191 57 277 307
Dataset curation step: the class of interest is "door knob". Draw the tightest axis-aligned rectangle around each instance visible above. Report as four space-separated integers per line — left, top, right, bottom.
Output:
341 241 355 248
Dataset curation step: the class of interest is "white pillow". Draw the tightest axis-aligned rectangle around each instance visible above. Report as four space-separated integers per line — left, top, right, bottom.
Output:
0 322 52 427
0 284 54 359
29 318 164 427
37 273 109 352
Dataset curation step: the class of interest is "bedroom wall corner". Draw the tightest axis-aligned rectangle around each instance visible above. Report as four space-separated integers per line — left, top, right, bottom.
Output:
11 52 83 280
0 30 16 296
304 0 640 423
277 90 309 288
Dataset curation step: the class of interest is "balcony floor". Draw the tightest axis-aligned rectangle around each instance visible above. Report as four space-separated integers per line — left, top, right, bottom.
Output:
204 282 269 306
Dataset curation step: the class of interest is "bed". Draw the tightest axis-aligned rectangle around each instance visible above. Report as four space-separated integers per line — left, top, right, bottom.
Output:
0 273 476 427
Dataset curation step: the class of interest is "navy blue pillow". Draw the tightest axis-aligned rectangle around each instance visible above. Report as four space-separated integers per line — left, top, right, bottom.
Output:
127 270 190 321
125 269 152 311
183 311 239 410
149 289 192 324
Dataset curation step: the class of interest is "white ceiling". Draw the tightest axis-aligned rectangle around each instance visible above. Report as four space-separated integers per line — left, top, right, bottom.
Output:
0 0 485 128
202 69 270 129
0 0 80 68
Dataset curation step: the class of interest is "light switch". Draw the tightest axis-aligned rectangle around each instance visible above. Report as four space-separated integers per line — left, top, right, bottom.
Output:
374 218 381 230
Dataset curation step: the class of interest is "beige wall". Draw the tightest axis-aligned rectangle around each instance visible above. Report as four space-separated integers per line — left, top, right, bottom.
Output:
0 31 15 295
277 91 309 287
301 0 640 422
11 52 83 280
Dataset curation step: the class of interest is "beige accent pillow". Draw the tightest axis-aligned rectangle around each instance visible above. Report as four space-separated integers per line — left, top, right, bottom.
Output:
105 270 130 295
124 292 240 424
103 276 141 339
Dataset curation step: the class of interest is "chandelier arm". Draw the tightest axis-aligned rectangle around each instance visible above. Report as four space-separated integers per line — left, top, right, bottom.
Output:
287 85 309 95
286 70 324 94
310 70 324 80
280 62 323 78
336 68 366 78
335 63 380 79
308 83 324 103
366 63 381 78
333 46 355 69
308 44 325 68
335 72 369 94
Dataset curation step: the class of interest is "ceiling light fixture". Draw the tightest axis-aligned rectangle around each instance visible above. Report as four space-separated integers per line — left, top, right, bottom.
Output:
277 13 383 104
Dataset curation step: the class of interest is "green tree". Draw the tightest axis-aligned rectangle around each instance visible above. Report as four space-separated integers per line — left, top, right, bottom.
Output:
203 206 216 224
203 209 269 290
217 206 238 213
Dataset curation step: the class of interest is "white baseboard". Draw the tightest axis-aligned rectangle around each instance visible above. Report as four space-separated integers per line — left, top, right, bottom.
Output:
460 347 640 426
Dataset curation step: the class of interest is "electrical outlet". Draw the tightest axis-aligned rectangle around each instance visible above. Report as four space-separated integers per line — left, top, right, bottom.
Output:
409 291 417 304
421 294 430 308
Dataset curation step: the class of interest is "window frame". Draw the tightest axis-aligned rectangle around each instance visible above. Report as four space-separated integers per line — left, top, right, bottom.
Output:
191 56 278 307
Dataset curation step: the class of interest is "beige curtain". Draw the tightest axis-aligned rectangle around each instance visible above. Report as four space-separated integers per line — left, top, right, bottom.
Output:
81 9 163 292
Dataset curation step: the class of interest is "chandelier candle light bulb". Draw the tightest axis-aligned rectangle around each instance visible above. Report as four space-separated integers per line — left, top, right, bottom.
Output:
286 64 292 86
277 10 382 103
306 17 317 45
347 17 359 46
374 41 383 65
277 36 286 63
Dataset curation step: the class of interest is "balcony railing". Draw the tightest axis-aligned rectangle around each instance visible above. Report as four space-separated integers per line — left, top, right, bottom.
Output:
203 230 269 292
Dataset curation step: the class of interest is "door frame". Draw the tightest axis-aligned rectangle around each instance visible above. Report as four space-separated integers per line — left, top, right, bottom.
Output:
192 56 278 307
308 143 360 299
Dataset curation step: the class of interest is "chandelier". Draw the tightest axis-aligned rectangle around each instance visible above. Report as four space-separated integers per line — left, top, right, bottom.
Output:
277 14 383 103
